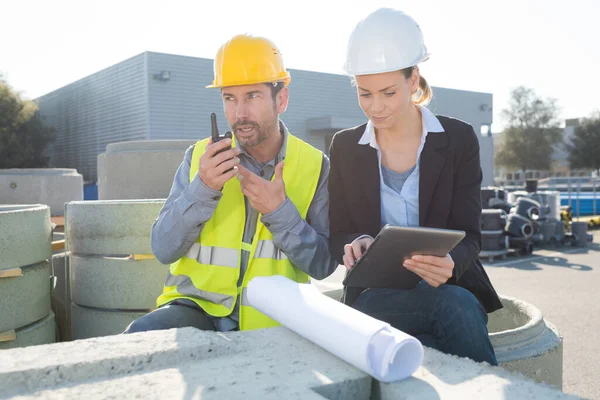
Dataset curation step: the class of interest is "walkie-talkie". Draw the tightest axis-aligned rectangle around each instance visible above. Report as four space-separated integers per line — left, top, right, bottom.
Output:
210 112 234 173
210 112 232 155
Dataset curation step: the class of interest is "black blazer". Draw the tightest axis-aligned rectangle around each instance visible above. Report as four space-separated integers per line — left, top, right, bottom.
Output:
328 115 503 313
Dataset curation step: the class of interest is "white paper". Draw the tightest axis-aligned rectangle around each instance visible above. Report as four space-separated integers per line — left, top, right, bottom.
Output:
247 275 423 382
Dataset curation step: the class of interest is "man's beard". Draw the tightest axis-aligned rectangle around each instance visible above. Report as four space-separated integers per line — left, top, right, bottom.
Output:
232 118 278 148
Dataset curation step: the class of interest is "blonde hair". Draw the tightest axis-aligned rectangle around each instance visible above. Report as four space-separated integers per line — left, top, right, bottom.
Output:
403 66 432 105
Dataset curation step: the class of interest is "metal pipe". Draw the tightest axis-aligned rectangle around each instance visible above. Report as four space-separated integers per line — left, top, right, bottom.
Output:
577 181 581 219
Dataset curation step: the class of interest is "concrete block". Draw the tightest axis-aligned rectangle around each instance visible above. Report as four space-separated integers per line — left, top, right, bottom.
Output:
0 205 51 270
0 327 577 399
489 296 563 389
70 255 168 310
70 304 147 340
50 252 71 342
65 200 165 255
0 312 56 350
98 140 195 200
0 169 83 216
0 261 51 333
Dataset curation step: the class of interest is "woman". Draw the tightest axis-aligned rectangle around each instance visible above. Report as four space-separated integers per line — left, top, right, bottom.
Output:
328 8 503 365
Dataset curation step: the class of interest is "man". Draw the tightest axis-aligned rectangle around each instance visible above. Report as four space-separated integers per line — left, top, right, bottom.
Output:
124 34 336 333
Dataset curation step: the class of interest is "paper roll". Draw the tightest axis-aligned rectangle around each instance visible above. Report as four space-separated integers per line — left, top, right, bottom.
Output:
247 275 423 382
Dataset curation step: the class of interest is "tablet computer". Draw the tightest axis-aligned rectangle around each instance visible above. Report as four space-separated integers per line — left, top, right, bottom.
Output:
342 225 466 289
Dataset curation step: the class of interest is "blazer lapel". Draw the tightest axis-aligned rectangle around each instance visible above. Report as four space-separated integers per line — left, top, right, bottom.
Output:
356 143 381 227
419 132 449 226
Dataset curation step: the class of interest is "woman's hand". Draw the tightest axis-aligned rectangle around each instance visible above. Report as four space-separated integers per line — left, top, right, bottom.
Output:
403 254 454 288
343 236 374 270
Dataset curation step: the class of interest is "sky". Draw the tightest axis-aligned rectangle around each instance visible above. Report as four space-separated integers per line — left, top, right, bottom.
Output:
1 0 599 132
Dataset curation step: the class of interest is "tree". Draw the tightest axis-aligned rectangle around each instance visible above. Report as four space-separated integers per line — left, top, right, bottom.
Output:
567 112 600 175
0 78 55 168
495 86 563 172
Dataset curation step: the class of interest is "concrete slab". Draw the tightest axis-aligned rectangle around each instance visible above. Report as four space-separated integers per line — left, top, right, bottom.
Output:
70 255 168 310
0 169 83 216
0 327 578 399
65 200 165 256
70 304 147 340
0 261 51 332
0 312 55 350
0 205 51 270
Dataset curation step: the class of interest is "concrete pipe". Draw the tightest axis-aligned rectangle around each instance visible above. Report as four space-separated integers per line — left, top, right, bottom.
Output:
0 261 51 333
70 255 168 310
0 311 56 350
513 197 542 221
0 169 83 216
537 220 559 246
489 296 563 389
509 237 534 255
481 231 509 251
506 214 534 238
51 252 71 342
0 205 51 271
65 200 165 256
98 140 195 200
70 304 148 340
481 210 507 231
570 222 589 247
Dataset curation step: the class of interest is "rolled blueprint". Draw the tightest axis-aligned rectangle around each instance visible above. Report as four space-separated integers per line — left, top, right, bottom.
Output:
247 275 424 383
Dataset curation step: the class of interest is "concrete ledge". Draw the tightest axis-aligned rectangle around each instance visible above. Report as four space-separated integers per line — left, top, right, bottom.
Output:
70 255 168 310
0 169 83 216
0 261 51 332
65 200 165 255
0 312 56 350
70 304 148 340
0 327 578 399
0 205 51 270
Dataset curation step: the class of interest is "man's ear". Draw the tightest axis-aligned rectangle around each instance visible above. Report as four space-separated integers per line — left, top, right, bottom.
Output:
276 86 289 114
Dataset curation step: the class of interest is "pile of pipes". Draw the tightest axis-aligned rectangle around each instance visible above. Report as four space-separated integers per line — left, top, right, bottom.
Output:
480 188 538 261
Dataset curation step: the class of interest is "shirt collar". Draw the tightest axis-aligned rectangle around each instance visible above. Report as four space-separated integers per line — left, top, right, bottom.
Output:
358 104 445 149
237 120 288 166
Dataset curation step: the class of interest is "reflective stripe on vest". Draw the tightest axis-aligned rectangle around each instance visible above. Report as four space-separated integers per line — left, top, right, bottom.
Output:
156 133 322 330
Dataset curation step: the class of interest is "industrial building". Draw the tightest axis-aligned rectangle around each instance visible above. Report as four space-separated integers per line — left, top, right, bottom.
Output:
36 51 495 185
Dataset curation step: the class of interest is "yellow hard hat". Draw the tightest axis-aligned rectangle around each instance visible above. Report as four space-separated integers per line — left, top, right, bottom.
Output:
206 34 291 88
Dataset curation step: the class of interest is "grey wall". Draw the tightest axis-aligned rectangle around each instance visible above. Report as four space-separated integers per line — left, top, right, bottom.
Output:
37 54 149 181
37 51 494 184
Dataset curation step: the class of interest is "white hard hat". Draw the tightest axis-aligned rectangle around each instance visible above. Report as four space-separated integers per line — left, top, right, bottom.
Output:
344 8 430 76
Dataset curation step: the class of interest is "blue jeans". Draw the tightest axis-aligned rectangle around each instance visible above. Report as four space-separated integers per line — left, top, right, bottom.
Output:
350 282 498 365
122 300 216 334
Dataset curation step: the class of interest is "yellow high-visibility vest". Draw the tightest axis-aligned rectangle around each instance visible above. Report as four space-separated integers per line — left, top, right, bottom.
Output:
157 133 322 330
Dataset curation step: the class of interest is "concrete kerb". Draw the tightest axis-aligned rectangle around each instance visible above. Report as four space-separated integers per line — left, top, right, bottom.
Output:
70 304 148 340
0 205 51 270
0 312 56 351
70 256 168 310
65 200 165 255
0 261 51 333
0 169 83 216
0 327 578 399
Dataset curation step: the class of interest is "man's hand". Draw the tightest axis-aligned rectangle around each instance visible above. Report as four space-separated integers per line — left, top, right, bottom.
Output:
403 254 454 288
198 138 241 191
237 160 286 215
343 236 374 270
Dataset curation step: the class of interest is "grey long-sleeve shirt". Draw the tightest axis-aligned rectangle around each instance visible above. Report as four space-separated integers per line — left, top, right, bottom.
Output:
151 121 337 331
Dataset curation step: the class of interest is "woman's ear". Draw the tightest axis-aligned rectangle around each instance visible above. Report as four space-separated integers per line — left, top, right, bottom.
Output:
411 67 421 94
